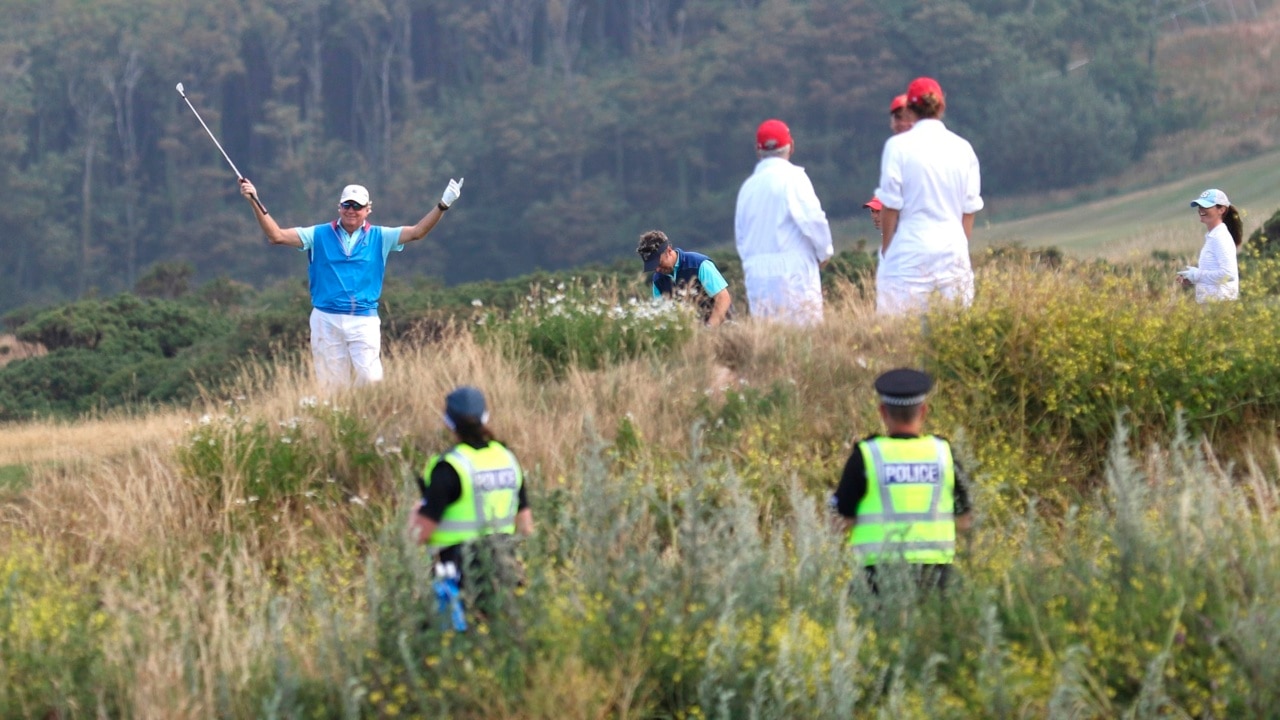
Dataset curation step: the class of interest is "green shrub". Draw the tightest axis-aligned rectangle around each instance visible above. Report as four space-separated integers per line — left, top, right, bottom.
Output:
475 279 695 375
925 258 1280 501
176 400 401 532
0 537 118 716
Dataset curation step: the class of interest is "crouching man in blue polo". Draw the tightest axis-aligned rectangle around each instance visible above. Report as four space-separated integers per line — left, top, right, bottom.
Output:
831 368 973 594
637 230 733 327
239 177 462 391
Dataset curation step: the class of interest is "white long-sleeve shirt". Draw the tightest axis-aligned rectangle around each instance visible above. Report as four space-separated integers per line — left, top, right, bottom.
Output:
875 119 982 314
734 157 834 325
1193 223 1239 302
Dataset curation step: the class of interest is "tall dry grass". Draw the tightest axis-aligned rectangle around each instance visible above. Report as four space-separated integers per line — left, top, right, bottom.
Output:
5 264 1280 717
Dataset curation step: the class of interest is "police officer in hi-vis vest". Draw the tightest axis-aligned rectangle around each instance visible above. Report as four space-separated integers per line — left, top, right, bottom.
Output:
412 386 534 618
831 368 972 593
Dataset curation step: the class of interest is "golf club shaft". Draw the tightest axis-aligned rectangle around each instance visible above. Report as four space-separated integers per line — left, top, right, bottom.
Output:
177 85 268 215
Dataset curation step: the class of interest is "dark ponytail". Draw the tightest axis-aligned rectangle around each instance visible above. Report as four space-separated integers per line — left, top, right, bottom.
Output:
453 417 495 447
1223 205 1244 247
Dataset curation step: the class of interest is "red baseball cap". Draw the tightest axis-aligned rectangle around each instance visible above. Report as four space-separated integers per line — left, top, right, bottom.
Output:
889 94 907 113
906 77 944 106
863 197 883 211
756 119 793 151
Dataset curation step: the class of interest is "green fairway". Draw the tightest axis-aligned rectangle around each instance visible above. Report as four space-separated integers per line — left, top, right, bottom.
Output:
0 463 29 494
972 148 1280 259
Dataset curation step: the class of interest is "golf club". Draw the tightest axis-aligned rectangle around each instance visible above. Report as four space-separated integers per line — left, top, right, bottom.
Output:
175 82 267 215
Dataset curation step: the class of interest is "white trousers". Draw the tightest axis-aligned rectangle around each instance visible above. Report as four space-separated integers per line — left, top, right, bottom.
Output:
310 309 383 392
875 270 974 316
742 254 824 326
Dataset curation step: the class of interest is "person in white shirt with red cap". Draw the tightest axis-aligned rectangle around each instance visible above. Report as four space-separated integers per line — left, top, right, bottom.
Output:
864 196 884 232
1178 188 1243 302
734 119 834 326
875 77 983 316
888 94 913 135
239 176 463 391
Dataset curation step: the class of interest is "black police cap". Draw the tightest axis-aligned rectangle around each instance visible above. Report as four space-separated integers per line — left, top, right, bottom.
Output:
874 368 933 406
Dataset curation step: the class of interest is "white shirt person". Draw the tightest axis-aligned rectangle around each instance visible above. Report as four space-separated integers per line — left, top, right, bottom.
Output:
1178 188 1241 303
875 77 983 316
734 119 834 326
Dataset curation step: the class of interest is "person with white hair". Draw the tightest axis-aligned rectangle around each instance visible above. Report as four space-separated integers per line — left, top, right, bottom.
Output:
734 118 834 325
239 176 462 390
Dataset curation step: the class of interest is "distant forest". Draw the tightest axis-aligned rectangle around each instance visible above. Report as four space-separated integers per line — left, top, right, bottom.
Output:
0 0 1242 313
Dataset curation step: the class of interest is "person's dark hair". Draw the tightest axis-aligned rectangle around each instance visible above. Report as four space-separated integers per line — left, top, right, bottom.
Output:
883 403 924 425
908 94 944 120
637 229 668 261
1223 205 1244 247
453 416 495 447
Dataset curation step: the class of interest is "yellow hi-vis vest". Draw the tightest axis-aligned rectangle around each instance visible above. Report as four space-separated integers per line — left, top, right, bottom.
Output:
849 435 957 565
421 441 523 549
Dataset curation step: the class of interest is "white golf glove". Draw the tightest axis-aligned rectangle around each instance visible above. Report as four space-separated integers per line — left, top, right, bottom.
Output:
441 178 464 208
1177 266 1200 283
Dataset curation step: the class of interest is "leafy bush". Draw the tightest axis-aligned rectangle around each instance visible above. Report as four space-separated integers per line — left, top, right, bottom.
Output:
475 279 695 375
16 294 230 356
0 537 117 716
176 399 403 533
924 257 1280 501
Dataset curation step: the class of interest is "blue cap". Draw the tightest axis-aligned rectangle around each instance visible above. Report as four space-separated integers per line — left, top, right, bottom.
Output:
642 241 670 272
445 386 487 423
874 368 933 406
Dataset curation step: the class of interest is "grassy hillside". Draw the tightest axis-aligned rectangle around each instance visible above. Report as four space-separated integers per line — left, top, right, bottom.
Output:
5 256 1280 717
4 11 1280 720
971 147 1280 259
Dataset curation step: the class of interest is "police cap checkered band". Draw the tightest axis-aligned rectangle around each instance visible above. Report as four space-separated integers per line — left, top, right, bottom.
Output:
874 368 933 406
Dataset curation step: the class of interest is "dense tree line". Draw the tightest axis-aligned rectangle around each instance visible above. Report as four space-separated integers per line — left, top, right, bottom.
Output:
0 0 1217 313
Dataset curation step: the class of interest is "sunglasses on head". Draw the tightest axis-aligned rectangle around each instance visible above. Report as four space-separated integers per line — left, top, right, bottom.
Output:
340 200 366 210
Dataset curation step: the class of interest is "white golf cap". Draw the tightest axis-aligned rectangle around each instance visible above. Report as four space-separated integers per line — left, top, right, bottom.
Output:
339 184 370 206
1190 188 1229 208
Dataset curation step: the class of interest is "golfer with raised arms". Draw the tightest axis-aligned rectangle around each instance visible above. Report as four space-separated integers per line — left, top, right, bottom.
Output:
875 77 983 316
239 176 463 391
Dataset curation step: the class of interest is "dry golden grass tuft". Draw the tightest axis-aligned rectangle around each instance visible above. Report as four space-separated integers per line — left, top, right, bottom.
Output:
0 411 192 467
0 334 44 368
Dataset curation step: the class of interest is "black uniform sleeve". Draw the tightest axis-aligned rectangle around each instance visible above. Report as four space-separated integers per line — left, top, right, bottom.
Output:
833 441 871 518
418 460 463 521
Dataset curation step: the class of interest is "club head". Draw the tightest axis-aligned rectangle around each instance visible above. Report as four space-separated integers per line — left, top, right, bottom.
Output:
175 82 185 96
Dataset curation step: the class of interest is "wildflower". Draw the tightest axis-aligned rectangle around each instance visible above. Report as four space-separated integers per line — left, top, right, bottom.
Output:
471 298 483 307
